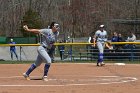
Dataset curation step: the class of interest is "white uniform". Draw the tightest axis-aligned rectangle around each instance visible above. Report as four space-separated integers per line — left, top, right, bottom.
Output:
24 29 59 77
95 30 107 53
95 29 107 64
127 34 136 42
23 23 60 80
35 29 59 66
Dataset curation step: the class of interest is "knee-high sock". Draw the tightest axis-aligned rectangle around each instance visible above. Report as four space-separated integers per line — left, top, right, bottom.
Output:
26 63 36 76
97 53 103 63
44 64 51 76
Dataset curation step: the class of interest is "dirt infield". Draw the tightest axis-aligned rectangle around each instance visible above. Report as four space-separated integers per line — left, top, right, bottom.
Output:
0 63 140 93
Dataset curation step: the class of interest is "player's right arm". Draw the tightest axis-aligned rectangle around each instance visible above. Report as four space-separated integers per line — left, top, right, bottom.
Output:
23 25 40 34
93 31 99 47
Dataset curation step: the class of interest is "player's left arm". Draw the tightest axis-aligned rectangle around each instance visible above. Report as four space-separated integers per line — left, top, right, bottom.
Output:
93 35 96 47
105 42 113 49
105 32 112 49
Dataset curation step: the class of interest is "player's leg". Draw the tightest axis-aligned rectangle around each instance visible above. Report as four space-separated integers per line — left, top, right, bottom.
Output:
13 50 18 60
96 42 104 66
10 50 13 60
48 46 55 62
100 43 105 66
23 55 42 80
44 63 51 76
62 51 65 60
23 63 36 80
23 46 43 80
38 46 52 81
59 51 61 60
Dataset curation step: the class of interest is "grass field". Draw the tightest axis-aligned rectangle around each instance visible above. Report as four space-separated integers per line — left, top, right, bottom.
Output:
0 60 140 64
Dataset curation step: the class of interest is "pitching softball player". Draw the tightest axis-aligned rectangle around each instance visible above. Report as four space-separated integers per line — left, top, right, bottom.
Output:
93 25 107 66
23 22 59 81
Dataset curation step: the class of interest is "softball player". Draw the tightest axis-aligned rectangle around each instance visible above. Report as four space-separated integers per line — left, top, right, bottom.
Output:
93 25 107 66
23 22 59 81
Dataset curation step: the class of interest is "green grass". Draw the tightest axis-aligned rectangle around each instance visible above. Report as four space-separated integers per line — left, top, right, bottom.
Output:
0 61 34 64
54 60 140 64
0 60 140 64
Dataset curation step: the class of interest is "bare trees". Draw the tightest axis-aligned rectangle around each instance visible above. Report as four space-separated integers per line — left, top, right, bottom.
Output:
0 0 139 38
0 0 28 37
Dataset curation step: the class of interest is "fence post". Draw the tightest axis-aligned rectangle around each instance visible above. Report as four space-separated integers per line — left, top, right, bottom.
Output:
20 46 22 61
130 45 134 61
70 45 72 61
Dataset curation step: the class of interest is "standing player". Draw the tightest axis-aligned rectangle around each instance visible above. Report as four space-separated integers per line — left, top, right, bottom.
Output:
93 25 108 66
23 22 59 81
9 38 18 60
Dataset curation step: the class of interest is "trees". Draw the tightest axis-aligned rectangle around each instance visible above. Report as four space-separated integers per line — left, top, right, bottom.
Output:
21 9 42 37
0 0 139 39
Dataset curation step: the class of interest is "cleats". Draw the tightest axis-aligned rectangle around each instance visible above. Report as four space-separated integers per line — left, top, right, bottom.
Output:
23 73 49 81
42 76 48 81
101 62 105 66
97 62 105 67
97 63 100 66
23 73 30 80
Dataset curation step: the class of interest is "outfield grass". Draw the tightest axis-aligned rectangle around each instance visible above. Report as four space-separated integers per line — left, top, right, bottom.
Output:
0 60 140 64
0 61 33 64
56 60 140 64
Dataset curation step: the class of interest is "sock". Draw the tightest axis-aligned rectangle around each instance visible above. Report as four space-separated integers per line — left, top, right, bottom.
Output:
97 53 103 63
26 63 36 76
44 64 51 76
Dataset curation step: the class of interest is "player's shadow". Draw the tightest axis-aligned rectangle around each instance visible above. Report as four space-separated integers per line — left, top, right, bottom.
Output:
30 77 43 80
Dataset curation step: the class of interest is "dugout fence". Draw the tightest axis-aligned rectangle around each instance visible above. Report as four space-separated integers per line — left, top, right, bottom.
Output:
56 42 140 62
0 42 140 62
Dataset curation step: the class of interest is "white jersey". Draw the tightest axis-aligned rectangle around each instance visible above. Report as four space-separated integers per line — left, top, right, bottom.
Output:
95 30 107 42
127 34 136 42
39 29 59 48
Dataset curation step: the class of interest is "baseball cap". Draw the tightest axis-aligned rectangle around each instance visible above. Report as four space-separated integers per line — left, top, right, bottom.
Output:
99 25 104 28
